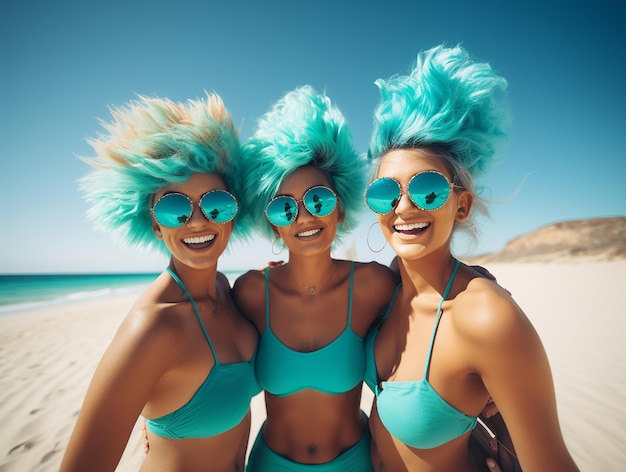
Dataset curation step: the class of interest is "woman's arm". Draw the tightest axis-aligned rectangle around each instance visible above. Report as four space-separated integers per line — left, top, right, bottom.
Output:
469 287 579 471
60 306 175 471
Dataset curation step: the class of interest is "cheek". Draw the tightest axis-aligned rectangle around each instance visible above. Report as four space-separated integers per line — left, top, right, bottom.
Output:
325 210 341 225
222 221 235 240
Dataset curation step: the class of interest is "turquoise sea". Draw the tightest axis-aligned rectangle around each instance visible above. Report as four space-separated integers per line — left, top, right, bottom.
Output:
0 271 244 316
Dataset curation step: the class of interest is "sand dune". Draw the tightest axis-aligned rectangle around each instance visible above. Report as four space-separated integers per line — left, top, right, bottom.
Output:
1 261 624 470
466 216 626 264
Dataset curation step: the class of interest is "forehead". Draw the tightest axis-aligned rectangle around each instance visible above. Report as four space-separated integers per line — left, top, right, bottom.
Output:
155 173 227 199
278 166 332 194
377 148 451 181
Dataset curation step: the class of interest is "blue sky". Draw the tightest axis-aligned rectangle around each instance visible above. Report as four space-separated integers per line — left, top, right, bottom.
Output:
1 0 624 274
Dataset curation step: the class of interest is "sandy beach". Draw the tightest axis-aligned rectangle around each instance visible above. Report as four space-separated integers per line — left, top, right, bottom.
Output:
1 261 624 471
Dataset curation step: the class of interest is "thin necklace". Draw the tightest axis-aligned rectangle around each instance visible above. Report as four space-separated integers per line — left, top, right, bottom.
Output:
301 262 337 296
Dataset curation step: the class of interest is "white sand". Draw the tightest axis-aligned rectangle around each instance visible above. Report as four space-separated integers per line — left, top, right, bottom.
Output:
0 261 624 471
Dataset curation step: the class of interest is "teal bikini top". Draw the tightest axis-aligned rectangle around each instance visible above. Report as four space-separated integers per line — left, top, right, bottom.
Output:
255 262 365 397
145 268 261 439
364 259 477 449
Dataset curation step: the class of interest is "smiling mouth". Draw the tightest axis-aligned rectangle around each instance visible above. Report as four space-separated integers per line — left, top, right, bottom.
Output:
296 228 322 238
394 222 430 235
183 234 216 248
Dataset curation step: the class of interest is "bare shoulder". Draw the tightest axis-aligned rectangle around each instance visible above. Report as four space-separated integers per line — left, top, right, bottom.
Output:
119 292 188 352
91 298 188 385
232 268 265 301
448 275 548 383
451 273 534 346
216 270 232 289
353 260 399 292
231 269 266 327
233 267 265 286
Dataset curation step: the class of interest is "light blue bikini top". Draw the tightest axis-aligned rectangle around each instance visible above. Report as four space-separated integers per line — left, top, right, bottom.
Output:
145 268 261 439
364 259 477 449
255 262 365 397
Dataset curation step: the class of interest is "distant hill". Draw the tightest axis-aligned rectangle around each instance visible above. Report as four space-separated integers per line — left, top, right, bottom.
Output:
464 217 626 264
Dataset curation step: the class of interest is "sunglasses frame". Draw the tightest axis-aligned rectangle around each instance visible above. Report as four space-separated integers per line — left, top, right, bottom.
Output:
152 189 238 228
365 170 459 215
265 185 338 227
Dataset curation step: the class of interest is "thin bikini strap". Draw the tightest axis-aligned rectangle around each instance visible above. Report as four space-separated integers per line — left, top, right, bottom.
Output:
166 267 220 365
347 261 355 326
422 259 461 379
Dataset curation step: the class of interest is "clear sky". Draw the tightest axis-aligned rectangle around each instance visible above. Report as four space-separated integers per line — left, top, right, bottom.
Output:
1 0 624 274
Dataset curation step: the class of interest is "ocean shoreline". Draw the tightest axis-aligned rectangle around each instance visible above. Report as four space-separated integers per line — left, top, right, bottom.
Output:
0 271 245 317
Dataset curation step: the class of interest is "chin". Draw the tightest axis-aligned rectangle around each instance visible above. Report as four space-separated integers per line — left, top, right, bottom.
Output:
389 238 425 255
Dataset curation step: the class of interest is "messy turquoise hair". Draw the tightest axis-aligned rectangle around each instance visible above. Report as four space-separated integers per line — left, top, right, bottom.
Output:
368 45 511 236
79 93 250 255
368 44 510 177
242 85 366 242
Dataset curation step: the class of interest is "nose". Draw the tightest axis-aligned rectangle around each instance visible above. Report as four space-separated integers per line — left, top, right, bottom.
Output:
295 200 315 222
187 201 209 224
394 191 416 216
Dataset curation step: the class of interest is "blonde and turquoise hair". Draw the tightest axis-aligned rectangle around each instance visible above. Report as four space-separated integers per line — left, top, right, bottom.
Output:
367 45 511 235
79 93 249 255
242 85 366 242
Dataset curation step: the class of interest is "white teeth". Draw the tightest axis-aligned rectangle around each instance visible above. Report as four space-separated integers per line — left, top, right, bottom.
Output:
395 222 429 231
183 234 215 244
297 228 321 237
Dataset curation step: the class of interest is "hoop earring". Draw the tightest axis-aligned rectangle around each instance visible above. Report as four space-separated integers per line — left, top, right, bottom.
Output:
272 236 285 255
366 222 387 253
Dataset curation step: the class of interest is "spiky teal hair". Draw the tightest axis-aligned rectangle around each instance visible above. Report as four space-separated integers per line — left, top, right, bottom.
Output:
242 85 366 242
79 93 250 255
368 45 510 178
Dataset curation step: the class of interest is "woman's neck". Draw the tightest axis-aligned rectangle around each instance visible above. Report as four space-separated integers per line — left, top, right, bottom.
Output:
397 251 458 299
283 250 337 296
168 259 219 300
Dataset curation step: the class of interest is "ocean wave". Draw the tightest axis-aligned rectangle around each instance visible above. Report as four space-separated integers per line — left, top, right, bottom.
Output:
0 283 150 316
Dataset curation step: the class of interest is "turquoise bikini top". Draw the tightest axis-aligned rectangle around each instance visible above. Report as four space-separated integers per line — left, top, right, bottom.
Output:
364 259 477 449
145 268 261 439
255 262 365 397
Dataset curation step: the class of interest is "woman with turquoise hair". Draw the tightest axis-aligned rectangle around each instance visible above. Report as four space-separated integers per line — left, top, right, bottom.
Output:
233 85 398 471
363 45 579 471
61 94 261 471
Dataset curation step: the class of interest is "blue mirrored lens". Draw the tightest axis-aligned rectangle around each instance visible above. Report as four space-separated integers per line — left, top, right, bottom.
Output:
200 190 238 223
266 196 298 227
408 172 451 210
303 186 337 217
153 194 192 228
365 178 401 215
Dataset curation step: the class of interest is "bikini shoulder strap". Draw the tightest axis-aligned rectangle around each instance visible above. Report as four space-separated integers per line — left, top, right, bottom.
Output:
166 267 220 364
422 259 461 379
